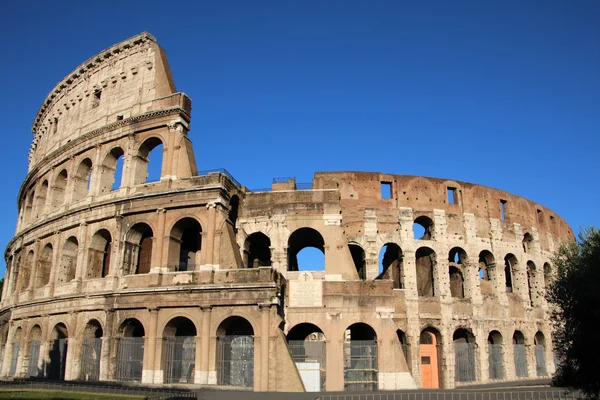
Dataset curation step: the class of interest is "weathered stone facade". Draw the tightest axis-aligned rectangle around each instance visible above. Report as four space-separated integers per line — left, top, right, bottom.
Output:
0 33 573 392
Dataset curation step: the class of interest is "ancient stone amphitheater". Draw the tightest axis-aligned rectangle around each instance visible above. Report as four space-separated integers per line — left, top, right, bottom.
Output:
0 33 573 392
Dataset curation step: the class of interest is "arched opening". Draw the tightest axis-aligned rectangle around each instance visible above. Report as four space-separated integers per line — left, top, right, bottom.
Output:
25 190 35 222
162 317 197 384
9 327 23 376
534 331 547 377
124 223 154 275
349 243 366 279
99 147 125 193
27 325 42 378
416 247 436 297
47 323 68 380
244 232 271 268
453 328 476 382
513 331 528 377
73 158 93 202
543 263 552 290
216 316 254 388
413 216 434 240
135 137 163 184
80 320 103 381
287 323 326 392
35 180 49 218
52 169 68 207
116 319 145 382
527 261 537 306
522 233 533 254
478 251 495 295
344 323 378 391
169 218 202 272
504 254 517 293
397 329 410 371
287 228 325 272
228 195 239 232
488 331 504 380
419 328 442 389
448 248 467 298
57 237 78 284
19 250 34 292
35 244 53 289
377 243 403 288
87 230 112 278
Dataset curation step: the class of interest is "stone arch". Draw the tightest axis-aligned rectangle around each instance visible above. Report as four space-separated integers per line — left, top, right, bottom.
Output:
287 227 325 272
526 261 538 306
488 330 504 379
34 180 49 218
47 323 69 380
414 215 434 240
504 254 517 293
478 250 495 294
416 247 437 297
19 250 34 292
115 318 145 382
543 262 553 290
287 322 325 341
419 327 442 389
57 236 78 284
98 147 125 193
124 223 154 275
216 316 255 387
348 242 366 279
34 243 53 289
244 232 271 268
168 217 202 272
82 319 104 339
162 317 197 384
344 323 378 391
513 330 528 377
87 229 112 278
134 136 164 184
377 243 403 288
448 247 467 298
27 325 43 378
522 232 533 254
453 328 476 382
73 157 93 202
534 331 547 376
79 319 103 381
52 169 68 207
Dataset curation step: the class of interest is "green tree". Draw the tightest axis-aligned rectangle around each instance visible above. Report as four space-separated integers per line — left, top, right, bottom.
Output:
548 227 600 399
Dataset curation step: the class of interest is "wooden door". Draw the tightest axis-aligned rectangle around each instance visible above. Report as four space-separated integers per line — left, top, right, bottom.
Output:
420 332 439 388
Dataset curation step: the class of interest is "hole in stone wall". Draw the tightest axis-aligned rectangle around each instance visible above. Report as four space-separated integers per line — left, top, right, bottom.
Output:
381 182 392 199
447 187 457 204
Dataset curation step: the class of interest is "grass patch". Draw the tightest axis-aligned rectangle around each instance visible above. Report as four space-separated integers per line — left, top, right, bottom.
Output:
0 389 145 399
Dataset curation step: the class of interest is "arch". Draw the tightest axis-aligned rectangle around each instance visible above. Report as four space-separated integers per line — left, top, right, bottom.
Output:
134 137 164 184
47 323 69 380
419 327 442 389
414 215 434 240
534 331 547 376
287 323 325 341
34 180 49 218
478 251 495 295
19 250 34 292
217 316 254 387
527 261 538 306
543 263 553 289
73 157 93 202
116 318 145 382
162 317 197 384
287 323 326 392
287 227 325 272
244 232 271 268
448 248 467 299
453 328 476 382
27 325 43 378
80 319 103 381
124 223 154 275
52 169 68 207
24 190 35 222
513 330 528 377
99 147 125 193
504 254 517 293
168 217 202 272
522 233 533 253
10 327 24 377
35 243 53 289
349 243 366 279
344 323 378 391
377 243 403 288
488 330 504 379
57 237 78 284
416 247 436 297
87 229 112 278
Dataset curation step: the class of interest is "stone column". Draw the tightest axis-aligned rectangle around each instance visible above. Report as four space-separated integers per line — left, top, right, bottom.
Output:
259 304 270 391
142 308 159 383
155 208 167 271
198 306 212 384
325 314 344 391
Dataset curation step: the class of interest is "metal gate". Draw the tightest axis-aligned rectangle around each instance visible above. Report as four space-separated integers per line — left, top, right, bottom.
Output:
514 344 528 377
288 340 326 391
9 342 19 376
80 338 102 381
488 344 503 379
48 338 68 380
344 340 378 391
163 336 195 384
27 340 41 377
217 335 254 387
116 337 144 382
454 342 476 382
535 344 547 376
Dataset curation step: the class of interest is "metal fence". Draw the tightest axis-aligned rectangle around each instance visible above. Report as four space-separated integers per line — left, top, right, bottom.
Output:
288 340 326 391
317 390 584 400
9 341 19 376
163 336 195 384
80 337 102 381
514 344 528 378
116 337 144 382
488 344 504 380
48 338 68 380
217 335 254 388
455 343 476 382
535 345 547 377
344 340 378 392
27 340 41 378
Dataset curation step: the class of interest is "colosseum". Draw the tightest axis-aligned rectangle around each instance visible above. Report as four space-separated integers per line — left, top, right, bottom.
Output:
0 32 573 392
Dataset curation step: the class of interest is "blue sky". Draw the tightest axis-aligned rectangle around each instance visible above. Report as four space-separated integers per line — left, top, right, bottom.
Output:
1 1 599 276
